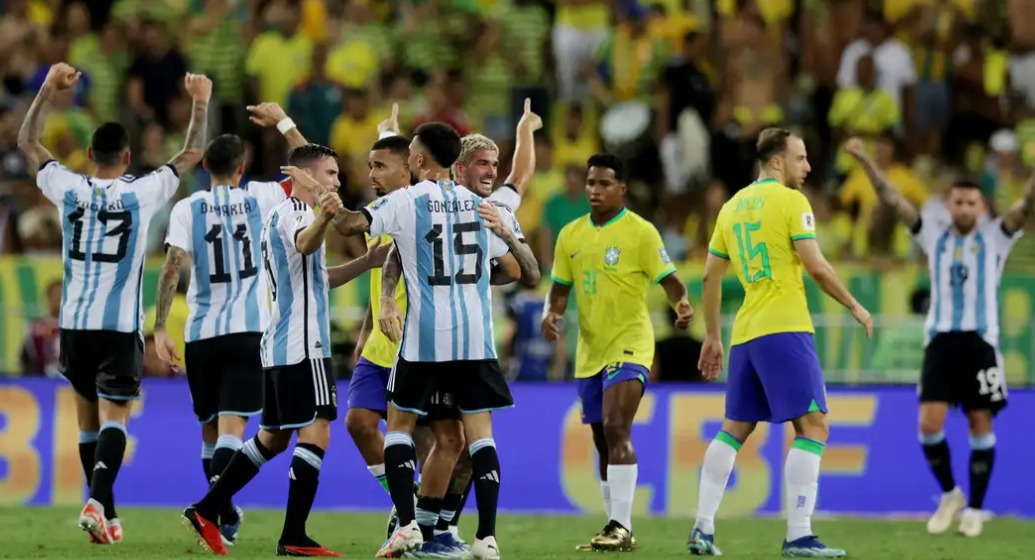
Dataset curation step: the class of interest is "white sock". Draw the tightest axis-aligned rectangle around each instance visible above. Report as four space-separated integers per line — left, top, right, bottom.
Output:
607 464 637 531
785 438 825 542
600 481 612 519
694 434 739 535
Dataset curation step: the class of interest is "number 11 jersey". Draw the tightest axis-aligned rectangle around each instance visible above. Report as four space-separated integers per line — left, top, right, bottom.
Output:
38 160 181 334
166 182 288 343
365 180 509 363
708 178 818 345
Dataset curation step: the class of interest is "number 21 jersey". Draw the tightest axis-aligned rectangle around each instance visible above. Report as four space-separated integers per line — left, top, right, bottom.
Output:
38 160 180 334
365 180 509 362
708 178 817 345
166 182 289 343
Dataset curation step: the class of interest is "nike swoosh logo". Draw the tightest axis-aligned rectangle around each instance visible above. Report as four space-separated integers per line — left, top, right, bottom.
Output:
570 251 581 258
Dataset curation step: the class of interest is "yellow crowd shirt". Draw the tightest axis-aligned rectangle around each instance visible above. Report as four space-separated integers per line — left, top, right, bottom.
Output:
708 179 817 345
550 209 676 378
360 229 408 369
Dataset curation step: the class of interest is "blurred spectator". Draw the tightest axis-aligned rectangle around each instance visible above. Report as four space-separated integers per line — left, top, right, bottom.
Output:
683 179 727 258
501 285 567 382
811 189 852 261
413 72 471 137
76 21 127 123
552 104 598 170
0 0 48 96
330 87 383 197
591 3 668 105
503 0 551 130
871 287 929 381
539 164 590 267
289 44 343 148
20 279 61 377
552 0 610 102
27 31 92 109
397 0 462 77
651 307 703 383
982 129 1035 269
246 0 312 107
837 11 916 123
17 187 60 253
945 24 1013 162
904 0 964 156
829 54 900 179
326 0 383 90
127 20 188 125
187 0 248 134
658 29 716 193
466 19 512 139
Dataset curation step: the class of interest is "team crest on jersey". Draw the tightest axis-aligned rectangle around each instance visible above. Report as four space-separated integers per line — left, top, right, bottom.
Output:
94 187 104 196
369 197 389 210
604 246 621 267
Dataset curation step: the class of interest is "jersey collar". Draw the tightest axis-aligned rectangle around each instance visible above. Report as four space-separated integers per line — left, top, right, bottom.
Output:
589 207 628 229
751 178 779 185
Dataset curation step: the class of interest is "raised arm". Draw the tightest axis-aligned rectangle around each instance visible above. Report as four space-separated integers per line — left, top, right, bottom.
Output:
1002 166 1035 233
18 63 78 172
479 202 540 286
503 98 543 196
843 138 920 229
167 73 213 177
247 102 309 150
153 245 188 369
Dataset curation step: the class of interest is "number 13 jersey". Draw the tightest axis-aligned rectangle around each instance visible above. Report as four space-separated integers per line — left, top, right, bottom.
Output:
708 178 818 345
365 180 509 363
38 160 180 334
166 181 288 343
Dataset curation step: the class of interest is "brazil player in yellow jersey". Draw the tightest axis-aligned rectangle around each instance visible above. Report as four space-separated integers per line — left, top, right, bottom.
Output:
688 129 872 558
542 154 694 552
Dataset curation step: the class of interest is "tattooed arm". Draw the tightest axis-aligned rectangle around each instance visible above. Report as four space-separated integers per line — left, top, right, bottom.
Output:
18 64 78 172
378 245 405 342
844 138 920 229
1002 168 1035 233
153 246 188 368
167 73 213 177
247 102 309 149
478 203 540 286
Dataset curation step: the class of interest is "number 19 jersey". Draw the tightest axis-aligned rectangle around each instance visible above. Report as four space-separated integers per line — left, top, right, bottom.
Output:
165 181 288 343
37 160 180 334
708 178 818 345
365 180 509 362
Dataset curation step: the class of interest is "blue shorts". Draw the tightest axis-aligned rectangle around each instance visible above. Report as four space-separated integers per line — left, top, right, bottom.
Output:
726 332 828 424
347 357 391 413
577 362 649 425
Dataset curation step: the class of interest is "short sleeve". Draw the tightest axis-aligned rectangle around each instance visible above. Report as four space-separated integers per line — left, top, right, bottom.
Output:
488 231 509 260
36 160 78 204
550 227 573 286
987 216 1023 256
910 216 944 255
247 180 289 218
367 190 411 238
639 223 677 284
164 199 192 253
489 185 521 212
138 165 181 206
786 190 818 241
245 34 268 77
707 209 730 260
279 201 316 253
498 206 525 241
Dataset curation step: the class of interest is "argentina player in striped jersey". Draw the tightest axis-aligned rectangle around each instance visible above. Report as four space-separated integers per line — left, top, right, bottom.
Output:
182 144 388 557
17 63 212 545
323 123 539 559
846 138 1034 538
153 102 312 547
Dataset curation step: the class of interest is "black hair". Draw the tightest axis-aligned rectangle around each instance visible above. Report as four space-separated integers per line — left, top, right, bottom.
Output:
203 134 245 177
371 135 411 159
911 288 930 315
952 179 982 191
413 123 461 168
90 122 130 166
288 143 339 167
586 153 627 182
755 128 794 164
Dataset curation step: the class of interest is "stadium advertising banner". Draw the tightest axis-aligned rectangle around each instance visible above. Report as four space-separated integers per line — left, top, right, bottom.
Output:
2 379 1034 517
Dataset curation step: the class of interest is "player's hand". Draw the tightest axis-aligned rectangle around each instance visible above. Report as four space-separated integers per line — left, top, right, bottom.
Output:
153 329 182 372
377 103 400 136
541 311 563 342
185 73 213 103
697 336 724 380
851 303 874 338
843 137 866 159
477 201 507 236
379 299 404 343
363 237 393 269
318 190 344 216
44 63 80 91
247 102 288 127
516 98 543 132
280 165 322 194
673 299 694 329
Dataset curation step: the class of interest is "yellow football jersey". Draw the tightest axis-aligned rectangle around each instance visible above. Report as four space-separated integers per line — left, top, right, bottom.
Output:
359 231 407 369
708 178 817 345
550 209 676 378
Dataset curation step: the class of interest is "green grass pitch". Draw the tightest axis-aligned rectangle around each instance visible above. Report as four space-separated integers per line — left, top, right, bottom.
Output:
4 507 1035 559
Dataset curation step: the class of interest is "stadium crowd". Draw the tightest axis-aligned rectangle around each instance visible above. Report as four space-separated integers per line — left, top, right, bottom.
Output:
3 0 1035 381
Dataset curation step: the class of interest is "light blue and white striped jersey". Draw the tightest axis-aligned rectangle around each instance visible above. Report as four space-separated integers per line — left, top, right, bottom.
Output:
165 181 288 342
366 180 510 362
913 216 1022 347
38 160 179 334
259 197 332 368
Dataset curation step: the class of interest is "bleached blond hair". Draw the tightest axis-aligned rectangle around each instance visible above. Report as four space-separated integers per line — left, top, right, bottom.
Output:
457 134 499 167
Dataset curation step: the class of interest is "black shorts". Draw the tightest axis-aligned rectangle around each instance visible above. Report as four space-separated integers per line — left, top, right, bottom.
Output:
60 329 143 401
386 387 462 421
920 332 1007 414
185 333 264 424
389 357 514 417
260 357 338 431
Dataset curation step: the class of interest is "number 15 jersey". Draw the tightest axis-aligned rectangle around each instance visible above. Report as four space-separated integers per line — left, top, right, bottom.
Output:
37 160 180 334
166 182 288 342
708 178 818 345
365 180 509 363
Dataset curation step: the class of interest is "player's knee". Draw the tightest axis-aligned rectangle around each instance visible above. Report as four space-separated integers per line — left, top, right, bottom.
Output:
345 410 380 442
966 412 993 436
793 413 829 442
298 420 332 449
258 429 292 455
434 425 466 457
601 415 631 444
919 413 947 436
